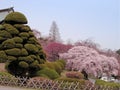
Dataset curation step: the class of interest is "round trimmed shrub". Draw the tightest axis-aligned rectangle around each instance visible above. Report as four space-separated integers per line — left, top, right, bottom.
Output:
19 61 29 68
19 32 30 37
0 30 12 38
3 24 19 35
2 39 15 49
13 37 23 43
36 67 60 79
8 56 17 62
21 26 30 32
29 55 37 60
28 31 34 37
5 12 28 24
0 25 5 30
0 51 7 63
24 44 39 53
5 48 21 56
27 37 37 44
21 48 28 56
15 44 23 48
14 24 24 30
18 56 34 63
0 37 6 43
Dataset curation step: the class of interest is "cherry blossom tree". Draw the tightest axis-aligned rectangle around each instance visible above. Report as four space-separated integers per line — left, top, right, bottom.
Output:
59 46 119 77
44 42 72 61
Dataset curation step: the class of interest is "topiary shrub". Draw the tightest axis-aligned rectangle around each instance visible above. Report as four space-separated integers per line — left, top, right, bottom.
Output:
0 12 46 77
36 67 60 79
4 12 28 24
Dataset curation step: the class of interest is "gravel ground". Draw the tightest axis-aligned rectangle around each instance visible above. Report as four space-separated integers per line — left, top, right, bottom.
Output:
0 86 35 90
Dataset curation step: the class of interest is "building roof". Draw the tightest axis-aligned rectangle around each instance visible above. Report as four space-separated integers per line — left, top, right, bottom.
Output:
0 7 14 23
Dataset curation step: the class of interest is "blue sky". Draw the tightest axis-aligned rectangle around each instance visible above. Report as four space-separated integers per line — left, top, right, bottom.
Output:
0 0 120 50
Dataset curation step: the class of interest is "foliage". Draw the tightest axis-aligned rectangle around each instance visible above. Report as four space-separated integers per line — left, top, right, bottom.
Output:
36 67 60 79
5 12 28 24
60 46 120 77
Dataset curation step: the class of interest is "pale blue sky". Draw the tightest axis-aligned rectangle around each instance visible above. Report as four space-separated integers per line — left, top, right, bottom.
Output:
0 0 120 50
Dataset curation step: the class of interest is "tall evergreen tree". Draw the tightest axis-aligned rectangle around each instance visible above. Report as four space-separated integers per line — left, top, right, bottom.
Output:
49 21 61 42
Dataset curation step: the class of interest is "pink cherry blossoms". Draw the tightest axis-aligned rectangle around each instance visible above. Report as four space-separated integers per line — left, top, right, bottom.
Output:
59 46 119 77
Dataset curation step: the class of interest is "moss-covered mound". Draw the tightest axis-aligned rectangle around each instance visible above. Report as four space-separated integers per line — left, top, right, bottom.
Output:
0 12 46 77
4 12 28 24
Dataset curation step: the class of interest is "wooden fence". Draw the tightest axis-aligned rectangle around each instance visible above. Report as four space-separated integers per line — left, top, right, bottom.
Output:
0 75 120 90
